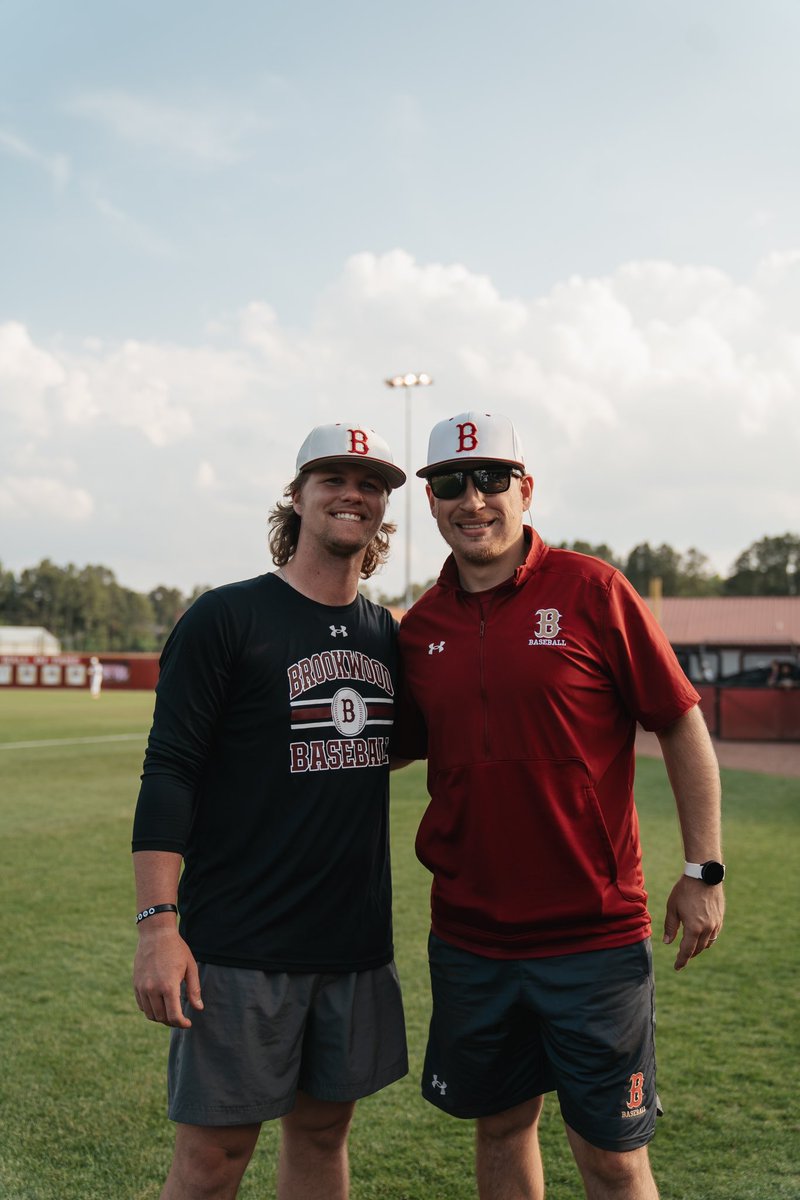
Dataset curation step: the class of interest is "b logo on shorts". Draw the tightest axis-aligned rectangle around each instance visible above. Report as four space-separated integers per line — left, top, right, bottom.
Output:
626 1071 645 1109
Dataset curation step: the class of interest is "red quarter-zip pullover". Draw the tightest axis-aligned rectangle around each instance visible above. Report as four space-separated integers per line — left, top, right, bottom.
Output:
394 529 699 958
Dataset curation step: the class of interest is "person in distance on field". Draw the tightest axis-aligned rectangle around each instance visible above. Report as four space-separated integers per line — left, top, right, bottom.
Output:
88 655 103 698
132 422 408 1200
393 410 725 1200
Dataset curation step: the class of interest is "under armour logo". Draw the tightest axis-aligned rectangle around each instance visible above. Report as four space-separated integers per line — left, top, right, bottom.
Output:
428 641 445 654
431 1074 447 1094
330 625 348 638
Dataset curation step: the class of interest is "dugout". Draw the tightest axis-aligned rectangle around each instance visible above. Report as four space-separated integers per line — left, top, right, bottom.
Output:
0 652 160 691
647 596 800 741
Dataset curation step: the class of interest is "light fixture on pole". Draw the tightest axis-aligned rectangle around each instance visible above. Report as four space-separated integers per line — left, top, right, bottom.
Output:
384 372 434 610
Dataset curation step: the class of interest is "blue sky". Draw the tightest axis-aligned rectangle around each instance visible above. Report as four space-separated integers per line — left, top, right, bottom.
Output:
1 0 799 599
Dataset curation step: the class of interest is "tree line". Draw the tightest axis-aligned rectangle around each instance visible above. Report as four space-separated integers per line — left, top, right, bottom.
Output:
375 532 800 608
1 533 798 651
0 560 210 653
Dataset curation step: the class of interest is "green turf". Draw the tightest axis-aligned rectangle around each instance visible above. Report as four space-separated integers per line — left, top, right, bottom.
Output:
0 691 798 1199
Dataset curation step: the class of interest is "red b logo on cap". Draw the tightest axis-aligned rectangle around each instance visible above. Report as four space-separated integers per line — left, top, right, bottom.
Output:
456 422 478 453
348 429 369 455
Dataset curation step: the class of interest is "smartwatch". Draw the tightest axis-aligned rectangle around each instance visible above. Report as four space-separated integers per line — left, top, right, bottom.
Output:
684 860 726 885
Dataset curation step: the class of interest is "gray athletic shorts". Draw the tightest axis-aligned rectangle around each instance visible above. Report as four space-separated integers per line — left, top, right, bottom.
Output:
423 935 659 1152
167 961 408 1126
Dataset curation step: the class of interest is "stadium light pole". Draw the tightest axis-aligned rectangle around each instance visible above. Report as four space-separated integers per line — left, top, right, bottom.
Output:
384 372 434 610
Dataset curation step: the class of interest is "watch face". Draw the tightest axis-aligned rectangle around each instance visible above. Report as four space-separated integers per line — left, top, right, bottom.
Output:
701 861 725 884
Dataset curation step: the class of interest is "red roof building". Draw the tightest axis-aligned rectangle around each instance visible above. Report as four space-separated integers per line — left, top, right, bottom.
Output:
646 596 800 682
644 597 800 740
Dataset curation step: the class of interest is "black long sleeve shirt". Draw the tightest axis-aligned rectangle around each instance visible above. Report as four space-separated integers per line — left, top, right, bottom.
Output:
132 573 398 972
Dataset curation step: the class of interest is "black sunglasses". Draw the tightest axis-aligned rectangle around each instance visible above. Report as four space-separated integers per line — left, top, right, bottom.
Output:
428 467 523 500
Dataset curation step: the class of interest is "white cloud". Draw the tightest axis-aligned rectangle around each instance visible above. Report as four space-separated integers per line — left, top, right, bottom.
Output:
82 186 175 256
0 124 174 257
0 127 70 190
238 302 308 373
58 339 235 446
0 322 66 435
0 322 65 390
1 250 798 594
196 461 218 490
334 250 526 331
59 370 101 423
0 475 94 521
66 89 264 165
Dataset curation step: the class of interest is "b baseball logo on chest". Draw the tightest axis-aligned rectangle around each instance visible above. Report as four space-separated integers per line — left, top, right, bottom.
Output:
331 687 368 736
534 608 562 639
529 607 567 647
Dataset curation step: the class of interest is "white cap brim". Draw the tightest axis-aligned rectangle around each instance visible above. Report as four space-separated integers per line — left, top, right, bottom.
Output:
301 454 406 489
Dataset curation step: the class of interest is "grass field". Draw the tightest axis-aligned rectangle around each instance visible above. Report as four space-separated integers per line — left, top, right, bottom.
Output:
1 690 798 1200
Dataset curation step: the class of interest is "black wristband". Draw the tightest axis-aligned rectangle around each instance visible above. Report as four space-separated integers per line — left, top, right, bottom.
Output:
136 903 178 924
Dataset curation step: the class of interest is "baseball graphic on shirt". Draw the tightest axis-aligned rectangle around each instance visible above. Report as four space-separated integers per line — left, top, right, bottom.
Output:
331 687 368 737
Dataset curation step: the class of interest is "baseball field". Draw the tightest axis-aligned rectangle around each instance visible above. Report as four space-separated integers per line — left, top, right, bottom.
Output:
1 690 798 1199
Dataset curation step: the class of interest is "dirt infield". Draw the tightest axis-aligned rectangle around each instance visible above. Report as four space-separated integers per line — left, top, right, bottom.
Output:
636 728 800 778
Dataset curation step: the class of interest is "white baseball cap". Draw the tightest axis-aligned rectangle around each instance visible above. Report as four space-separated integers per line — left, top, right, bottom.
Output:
417 411 526 477
296 422 406 489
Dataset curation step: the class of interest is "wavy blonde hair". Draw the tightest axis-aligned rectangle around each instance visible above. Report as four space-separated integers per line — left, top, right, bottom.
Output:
268 473 396 580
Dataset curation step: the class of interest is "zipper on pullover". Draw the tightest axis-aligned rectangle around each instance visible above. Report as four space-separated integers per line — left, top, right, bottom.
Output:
478 603 490 756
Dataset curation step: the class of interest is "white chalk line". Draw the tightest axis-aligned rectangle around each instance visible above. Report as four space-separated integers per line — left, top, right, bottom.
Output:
0 733 147 751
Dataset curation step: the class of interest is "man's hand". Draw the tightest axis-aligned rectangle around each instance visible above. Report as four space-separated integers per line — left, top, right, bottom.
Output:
133 926 204 1027
663 875 725 971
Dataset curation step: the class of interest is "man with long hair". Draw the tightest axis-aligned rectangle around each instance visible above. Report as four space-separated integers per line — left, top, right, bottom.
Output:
132 422 408 1200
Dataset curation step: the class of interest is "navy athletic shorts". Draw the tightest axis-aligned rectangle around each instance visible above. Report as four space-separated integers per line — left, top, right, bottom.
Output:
422 934 659 1152
167 961 408 1126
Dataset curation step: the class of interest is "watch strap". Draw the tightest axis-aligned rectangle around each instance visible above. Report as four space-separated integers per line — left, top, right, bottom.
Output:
684 860 725 883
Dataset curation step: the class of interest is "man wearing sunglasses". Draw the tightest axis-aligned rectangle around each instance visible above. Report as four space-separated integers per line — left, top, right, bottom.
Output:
393 411 723 1200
